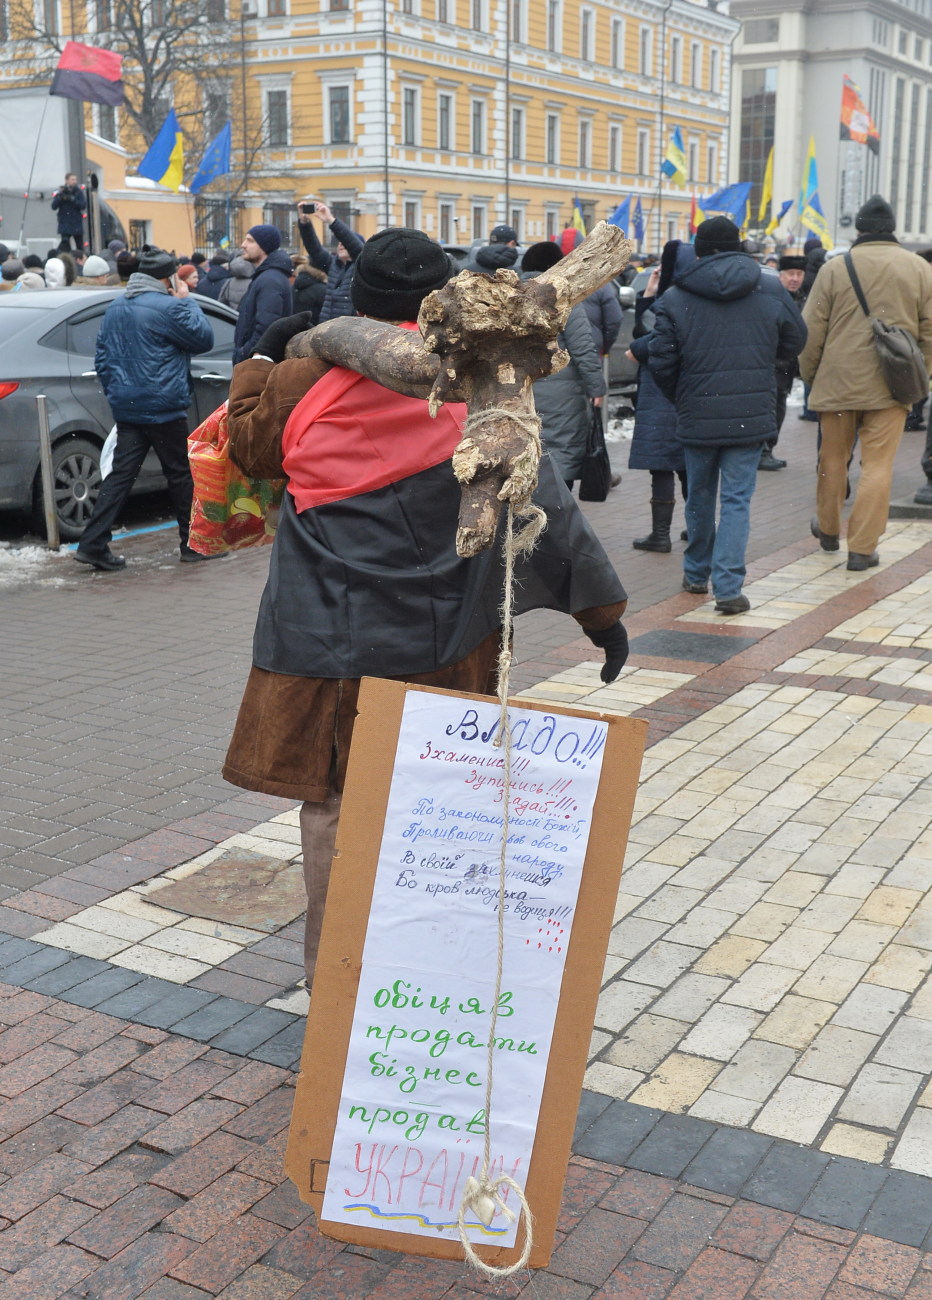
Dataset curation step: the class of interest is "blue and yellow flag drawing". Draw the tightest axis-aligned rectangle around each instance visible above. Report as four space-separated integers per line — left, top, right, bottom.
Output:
137 109 184 191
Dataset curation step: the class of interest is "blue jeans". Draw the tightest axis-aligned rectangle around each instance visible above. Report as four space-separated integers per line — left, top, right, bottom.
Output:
683 443 763 601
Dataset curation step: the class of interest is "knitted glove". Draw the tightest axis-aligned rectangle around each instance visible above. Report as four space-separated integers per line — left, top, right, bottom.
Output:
252 312 316 364
586 622 629 683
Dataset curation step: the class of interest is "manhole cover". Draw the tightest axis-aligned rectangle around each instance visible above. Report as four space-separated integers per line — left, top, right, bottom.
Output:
150 848 304 932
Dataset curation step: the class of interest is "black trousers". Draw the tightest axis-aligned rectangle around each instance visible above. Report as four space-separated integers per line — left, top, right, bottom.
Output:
650 468 687 500
57 234 81 252
78 418 193 555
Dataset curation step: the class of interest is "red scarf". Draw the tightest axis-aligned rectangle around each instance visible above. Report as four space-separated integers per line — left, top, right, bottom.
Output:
281 326 467 513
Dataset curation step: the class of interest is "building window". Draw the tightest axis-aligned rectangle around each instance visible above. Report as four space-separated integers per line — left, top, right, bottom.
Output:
688 140 698 181
916 37 924 61
709 48 720 93
95 0 111 28
872 17 889 46
97 103 117 141
439 202 453 242
402 86 419 146
898 29 907 55
511 0 523 43
547 0 560 51
611 19 624 69
42 0 59 31
328 85 350 143
546 112 559 165
578 118 591 167
511 106 524 159
706 140 717 183
204 82 231 138
744 17 779 43
265 89 289 146
437 0 448 19
670 35 682 84
471 0 483 31
608 123 621 172
471 99 485 154
330 0 350 8
472 204 486 239
637 127 650 175
690 41 701 88
267 0 286 14
0 0 7 40
401 0 414 12
739 67 776 218
404 199 420 227
639 27 652 76
667 217 677 242
580 7 594 61
438 92 453 150
545 208 559 238
510 209 523 240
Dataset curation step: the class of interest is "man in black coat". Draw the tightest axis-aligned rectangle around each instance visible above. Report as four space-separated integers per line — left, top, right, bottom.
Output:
51 173 87 252
648 217 806 615
296 201 364 322
232 225 294 364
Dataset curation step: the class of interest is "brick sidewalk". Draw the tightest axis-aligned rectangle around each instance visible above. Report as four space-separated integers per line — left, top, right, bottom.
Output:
2 411 932 1296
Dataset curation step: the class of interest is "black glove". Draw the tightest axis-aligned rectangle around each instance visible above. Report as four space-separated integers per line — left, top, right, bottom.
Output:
586 622 629 683
252 312 316 364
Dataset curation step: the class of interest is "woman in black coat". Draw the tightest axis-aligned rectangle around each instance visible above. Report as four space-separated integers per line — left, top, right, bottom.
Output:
627 240 694 551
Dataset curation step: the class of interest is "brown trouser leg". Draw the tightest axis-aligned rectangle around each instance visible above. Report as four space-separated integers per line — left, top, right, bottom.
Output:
299 794 341 985
817 407 906 555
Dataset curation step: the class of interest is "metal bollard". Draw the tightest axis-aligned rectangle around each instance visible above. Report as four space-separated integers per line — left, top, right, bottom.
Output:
35 395 60 551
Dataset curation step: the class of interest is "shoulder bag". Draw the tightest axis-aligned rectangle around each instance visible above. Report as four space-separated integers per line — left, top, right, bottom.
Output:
844 252 929 406
577 402 613 502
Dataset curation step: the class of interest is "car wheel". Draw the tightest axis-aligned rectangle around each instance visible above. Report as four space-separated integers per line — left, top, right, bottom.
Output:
32 437 103 541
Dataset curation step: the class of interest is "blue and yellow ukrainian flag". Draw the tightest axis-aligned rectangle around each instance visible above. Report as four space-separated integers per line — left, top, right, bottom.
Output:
799 136 833 249
660 126 687 188
137 109 184 191
571 197 587 236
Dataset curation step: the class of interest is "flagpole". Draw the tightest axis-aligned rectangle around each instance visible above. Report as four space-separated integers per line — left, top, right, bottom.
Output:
18 94 52 254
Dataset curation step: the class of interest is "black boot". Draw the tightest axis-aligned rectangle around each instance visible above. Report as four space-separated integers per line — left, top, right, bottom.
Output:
633 499 675 553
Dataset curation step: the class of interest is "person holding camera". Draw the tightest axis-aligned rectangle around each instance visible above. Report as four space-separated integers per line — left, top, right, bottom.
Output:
51 173 87 252
296 200 363 322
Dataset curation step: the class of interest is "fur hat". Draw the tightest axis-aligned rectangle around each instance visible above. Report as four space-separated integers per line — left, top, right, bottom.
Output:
350 227 452 320
246 224 282 254
778 255 807 272
521 241 564 272
138 245 178 280
694 216 741 257
856 194 896 233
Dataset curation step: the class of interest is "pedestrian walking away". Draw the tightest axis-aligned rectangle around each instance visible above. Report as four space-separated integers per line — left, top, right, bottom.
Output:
231 225 295 364
648 216 806 613
74 245 214 571
627 240 694 551
221 226 629 984
800 195 932 569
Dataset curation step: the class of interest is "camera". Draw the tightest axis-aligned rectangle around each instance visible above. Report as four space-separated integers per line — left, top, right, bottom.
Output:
300 202 316 214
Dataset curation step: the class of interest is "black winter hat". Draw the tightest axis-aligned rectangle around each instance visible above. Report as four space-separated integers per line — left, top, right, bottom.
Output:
778 255 807 271
856 194 896 232
350 227 452 320
138 245 178 280
521 241 563 272
694 216 741 256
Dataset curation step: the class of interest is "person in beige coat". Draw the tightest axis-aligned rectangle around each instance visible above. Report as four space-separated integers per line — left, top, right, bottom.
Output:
799 195 932 570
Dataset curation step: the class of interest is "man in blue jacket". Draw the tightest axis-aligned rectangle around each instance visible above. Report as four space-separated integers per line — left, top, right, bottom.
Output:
648 217 806 614
232 225 294 364
74 246 214 572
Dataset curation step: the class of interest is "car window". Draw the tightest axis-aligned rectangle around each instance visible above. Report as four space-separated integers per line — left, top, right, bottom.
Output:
203 310 236 358
67 312 106 357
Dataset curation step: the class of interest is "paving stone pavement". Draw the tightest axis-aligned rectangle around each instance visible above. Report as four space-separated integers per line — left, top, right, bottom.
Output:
1 411 932 1296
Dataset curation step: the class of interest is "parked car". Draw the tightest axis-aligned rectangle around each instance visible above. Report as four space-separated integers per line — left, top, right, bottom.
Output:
0 288 237 539
607 268 652 390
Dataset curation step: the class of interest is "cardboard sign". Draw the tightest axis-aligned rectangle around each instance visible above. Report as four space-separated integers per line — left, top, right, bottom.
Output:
286 678 646 1270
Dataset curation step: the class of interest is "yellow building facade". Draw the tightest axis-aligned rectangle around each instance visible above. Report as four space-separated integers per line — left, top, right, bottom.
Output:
0 0 737 253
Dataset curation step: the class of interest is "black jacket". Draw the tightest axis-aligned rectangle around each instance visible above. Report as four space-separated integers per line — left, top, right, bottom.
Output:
293 270 326 323
583 283 623 355
232 250 294 363
51 185 86 237
648 252 807 448
463 243 520 274
196 264 230 301
298 217 364 322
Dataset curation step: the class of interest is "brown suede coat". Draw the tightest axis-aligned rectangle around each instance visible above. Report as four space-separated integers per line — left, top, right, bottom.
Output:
222 357 626 803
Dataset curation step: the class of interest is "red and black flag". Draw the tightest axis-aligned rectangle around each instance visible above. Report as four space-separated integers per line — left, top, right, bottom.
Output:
840 74 880 155
50 42 123 107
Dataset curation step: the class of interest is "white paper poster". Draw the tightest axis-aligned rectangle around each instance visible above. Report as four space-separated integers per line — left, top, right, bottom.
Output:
322 691 608 1247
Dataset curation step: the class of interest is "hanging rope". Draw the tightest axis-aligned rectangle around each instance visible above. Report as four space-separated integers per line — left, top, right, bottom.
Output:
455 496 546 1280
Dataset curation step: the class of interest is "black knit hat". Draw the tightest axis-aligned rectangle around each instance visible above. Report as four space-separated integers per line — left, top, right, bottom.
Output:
521 241 563 272
778 255 807 271
856 194 896 233
138 245 178 280
350 228 452 320
694 216 741 256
